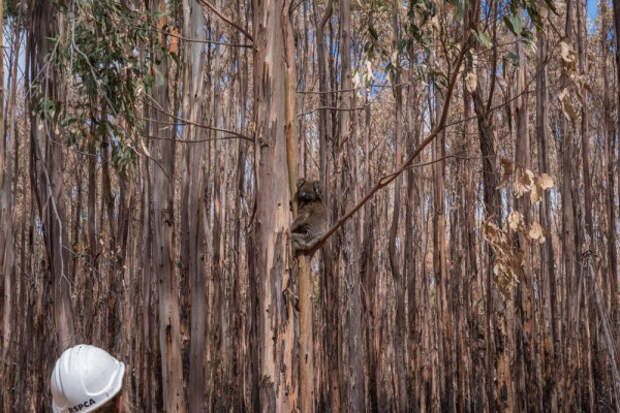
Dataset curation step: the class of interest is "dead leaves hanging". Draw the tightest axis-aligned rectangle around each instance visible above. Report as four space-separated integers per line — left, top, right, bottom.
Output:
484 159 555 299
497 158 555 204
482 220 522 298
557 41 590 122
514 167 535 198
530 173 554 205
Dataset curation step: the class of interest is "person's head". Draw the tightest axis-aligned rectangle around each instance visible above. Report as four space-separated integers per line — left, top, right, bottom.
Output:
50 344 125 413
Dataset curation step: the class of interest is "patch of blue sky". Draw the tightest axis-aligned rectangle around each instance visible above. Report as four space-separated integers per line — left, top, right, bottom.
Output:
587 0 599 20
586 0 601 33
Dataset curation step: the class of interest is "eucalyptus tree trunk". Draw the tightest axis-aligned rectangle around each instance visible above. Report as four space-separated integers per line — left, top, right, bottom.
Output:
311 2 341 411
148 1 186 411
469 1 500 407
513 40 537 411
252 0 297 410
362 100 378 413
0 3 11 410
558 3 578 409
28 0 75 351
232 1 250 408
387 2 408 410
283 1 314 410
610 0 620 334
403 44 424 413
210 47 224 411
0 0 8 361
535 24 558 413
181 1 208 411
614 0 620 112
575 4 596 412
460 72 478 413
339 0 366 411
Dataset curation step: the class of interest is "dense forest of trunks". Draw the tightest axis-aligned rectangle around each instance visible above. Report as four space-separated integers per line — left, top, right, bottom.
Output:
0 0 618 411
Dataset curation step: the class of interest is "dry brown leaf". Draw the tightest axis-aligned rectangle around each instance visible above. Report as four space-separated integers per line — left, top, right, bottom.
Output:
528 222 545 244
530 172 554 203
530 184 542 204
465 72 477 93
559 41 576 66
514 167 534 198
497 158 512 189
558 88 578 122
524 169 534 185
508 211 523 231
538 173 554 190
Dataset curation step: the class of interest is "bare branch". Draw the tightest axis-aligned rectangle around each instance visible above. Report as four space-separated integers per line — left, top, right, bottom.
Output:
145 104 254 142
297 105 366 118
149 27 252 48
295 81 408 95
145 134 253 143
197 0 253 42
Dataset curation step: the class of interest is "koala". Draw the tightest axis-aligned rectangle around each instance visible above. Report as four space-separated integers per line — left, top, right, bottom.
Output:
294 178 322 208
291 179 328 253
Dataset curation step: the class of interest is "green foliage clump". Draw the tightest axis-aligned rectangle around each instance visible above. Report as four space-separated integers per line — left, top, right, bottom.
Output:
49 0 168 176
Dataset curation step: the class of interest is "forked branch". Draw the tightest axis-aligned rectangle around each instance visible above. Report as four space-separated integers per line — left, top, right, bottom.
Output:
295 37 472 256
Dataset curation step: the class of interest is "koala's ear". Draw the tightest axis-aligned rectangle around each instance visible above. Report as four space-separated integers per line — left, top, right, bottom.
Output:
296 178 305 189
313 181 321 198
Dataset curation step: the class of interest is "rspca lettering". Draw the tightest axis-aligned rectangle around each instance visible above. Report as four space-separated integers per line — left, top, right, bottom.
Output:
68 399 96 412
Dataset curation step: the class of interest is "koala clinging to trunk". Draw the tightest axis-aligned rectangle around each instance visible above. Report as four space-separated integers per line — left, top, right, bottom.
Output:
291 179 328 253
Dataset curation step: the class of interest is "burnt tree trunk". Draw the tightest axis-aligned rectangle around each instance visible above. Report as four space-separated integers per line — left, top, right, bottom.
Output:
252 0 297 410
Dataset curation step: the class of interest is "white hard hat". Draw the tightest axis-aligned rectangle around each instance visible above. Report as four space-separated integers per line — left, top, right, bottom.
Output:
50 344 125 413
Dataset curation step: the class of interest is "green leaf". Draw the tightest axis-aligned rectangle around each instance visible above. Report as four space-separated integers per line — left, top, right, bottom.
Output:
473 30 492 49
510 14 523 35
503 14 522 36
